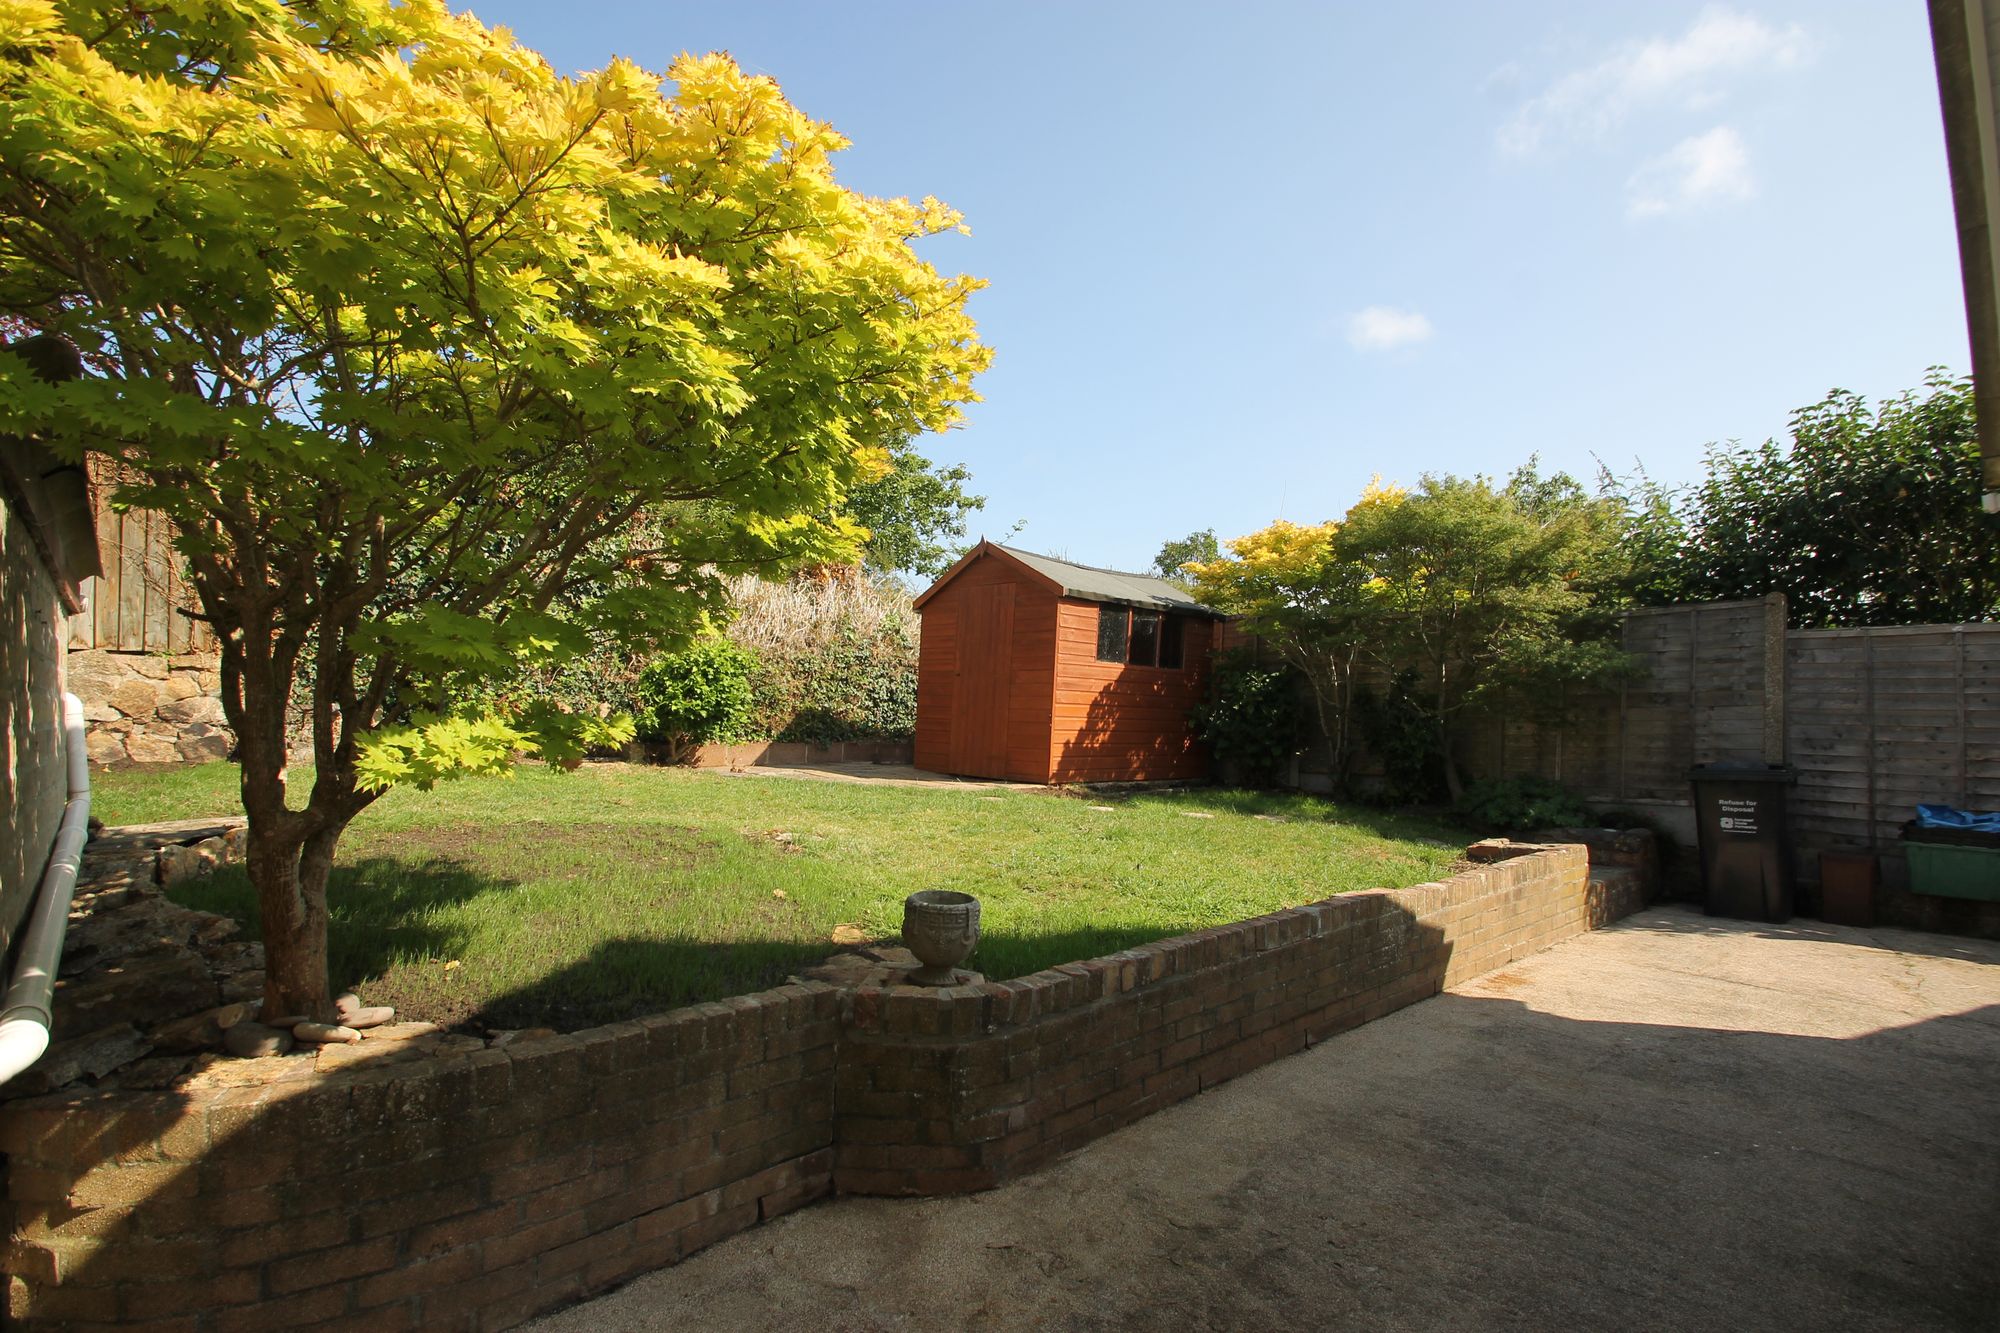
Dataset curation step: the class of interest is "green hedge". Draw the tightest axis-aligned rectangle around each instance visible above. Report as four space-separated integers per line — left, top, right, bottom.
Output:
745 629 917 745
508 575 920 749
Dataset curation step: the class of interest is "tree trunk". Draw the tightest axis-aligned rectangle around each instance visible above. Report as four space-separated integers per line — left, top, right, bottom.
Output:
247 822 338 1021
1439 716 1464 804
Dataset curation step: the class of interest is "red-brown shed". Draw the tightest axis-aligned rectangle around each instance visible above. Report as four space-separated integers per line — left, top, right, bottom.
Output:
912 542 1226 783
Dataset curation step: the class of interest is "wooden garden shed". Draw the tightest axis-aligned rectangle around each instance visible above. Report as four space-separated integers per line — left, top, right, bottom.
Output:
912 542 1226 784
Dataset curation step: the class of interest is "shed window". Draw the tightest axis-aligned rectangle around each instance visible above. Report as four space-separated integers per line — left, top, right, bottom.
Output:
1129 611 1161 666
1096 604 1129 662
1096 605 1190 669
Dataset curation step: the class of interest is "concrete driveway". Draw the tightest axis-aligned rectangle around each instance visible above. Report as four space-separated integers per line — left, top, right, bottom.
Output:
532 907 2000 1331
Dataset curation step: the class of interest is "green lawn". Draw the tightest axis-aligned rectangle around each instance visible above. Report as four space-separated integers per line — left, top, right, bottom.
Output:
93 763 1469 1032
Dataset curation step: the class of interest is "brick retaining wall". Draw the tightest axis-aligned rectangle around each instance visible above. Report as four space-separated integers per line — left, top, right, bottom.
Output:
2 844 1643 1329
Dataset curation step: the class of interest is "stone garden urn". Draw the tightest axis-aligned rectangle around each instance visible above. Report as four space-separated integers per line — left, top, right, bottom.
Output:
901 890 981 986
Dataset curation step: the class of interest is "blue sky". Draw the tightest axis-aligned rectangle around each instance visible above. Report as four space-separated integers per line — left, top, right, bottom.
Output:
475 1 1967 573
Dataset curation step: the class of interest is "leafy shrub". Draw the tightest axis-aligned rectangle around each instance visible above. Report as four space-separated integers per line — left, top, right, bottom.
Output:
633 638 760 759
1454 777 1591 833
1353 673 1447 804
505 572 920 750
745 628 919 744
1191 650 1302 787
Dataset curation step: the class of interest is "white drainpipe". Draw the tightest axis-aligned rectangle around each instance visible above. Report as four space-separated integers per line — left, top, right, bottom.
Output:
0 693 91 1087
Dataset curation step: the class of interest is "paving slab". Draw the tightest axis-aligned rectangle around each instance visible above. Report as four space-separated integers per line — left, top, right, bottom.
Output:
530 907 2000 1332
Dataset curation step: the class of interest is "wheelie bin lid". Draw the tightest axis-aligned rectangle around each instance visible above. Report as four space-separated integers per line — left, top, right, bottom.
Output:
1687 763 1796 783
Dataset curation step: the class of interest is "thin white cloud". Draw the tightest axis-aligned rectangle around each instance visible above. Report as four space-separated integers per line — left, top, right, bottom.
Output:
1626 126 1755 218
1347 307 1434 352
1500 7 1808 155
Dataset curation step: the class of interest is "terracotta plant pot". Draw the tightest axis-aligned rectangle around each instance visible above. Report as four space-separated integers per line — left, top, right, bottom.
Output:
901 890 980 986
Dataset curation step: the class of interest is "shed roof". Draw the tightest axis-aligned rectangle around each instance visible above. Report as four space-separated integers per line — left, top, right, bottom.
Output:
913 541 1225 617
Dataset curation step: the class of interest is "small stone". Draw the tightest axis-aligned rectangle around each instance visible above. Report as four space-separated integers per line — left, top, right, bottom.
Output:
14 1024 151 1092
123 732 182 765
830 923 870 947
106 678 162 720
193 914 239 945
292 1022 362 1045
362 1021 440 1042
176 730 232 763
217 971 264 1005
151 1004 254 1053
224 1022 294 1059
156 844 202 886
54 947 219 1040
184 1054 313 1089
1088 805 1116 812
316 1041 423 1071
156 696 227 727
343 1006 395 1029
114 1054 198 1090
161 674 200 701
1181 811 1215 819
334 992 361 1018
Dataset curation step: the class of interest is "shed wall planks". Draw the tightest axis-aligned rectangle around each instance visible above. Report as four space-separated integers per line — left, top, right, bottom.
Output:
913 547 1214 784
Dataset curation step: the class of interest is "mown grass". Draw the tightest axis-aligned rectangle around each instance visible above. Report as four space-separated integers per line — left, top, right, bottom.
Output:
92 763 1468 1031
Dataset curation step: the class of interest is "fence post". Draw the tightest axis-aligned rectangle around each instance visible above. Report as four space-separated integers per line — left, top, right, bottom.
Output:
1957 625 1970 807
1762 593 1787 765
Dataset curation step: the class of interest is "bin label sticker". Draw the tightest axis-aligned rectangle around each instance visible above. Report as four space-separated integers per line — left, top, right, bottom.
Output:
1718 799 1759 835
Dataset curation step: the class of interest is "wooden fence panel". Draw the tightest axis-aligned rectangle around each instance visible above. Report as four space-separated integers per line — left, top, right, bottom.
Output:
1784 624 2000 866
1458 599 1776 805
1267 596 1994 884
65 460 215 655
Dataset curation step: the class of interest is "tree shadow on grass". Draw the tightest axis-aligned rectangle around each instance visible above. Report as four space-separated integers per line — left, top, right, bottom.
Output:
467 934 836 1032
165 854 499 1005
1119 785 1469 852
167 854 845 1032
968 924 1205 983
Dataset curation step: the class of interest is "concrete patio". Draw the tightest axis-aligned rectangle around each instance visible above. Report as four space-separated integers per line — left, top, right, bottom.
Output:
531 906 2000 1331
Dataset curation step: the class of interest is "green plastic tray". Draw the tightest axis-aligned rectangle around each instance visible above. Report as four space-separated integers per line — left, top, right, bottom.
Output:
1905 841 2000 901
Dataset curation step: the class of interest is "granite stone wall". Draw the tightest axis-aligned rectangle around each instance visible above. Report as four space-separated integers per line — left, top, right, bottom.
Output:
68 648 230 767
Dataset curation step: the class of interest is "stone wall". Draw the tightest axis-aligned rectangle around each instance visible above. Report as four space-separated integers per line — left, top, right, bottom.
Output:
0 491 70 956
1 844 1646 1329
67 648 231 767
